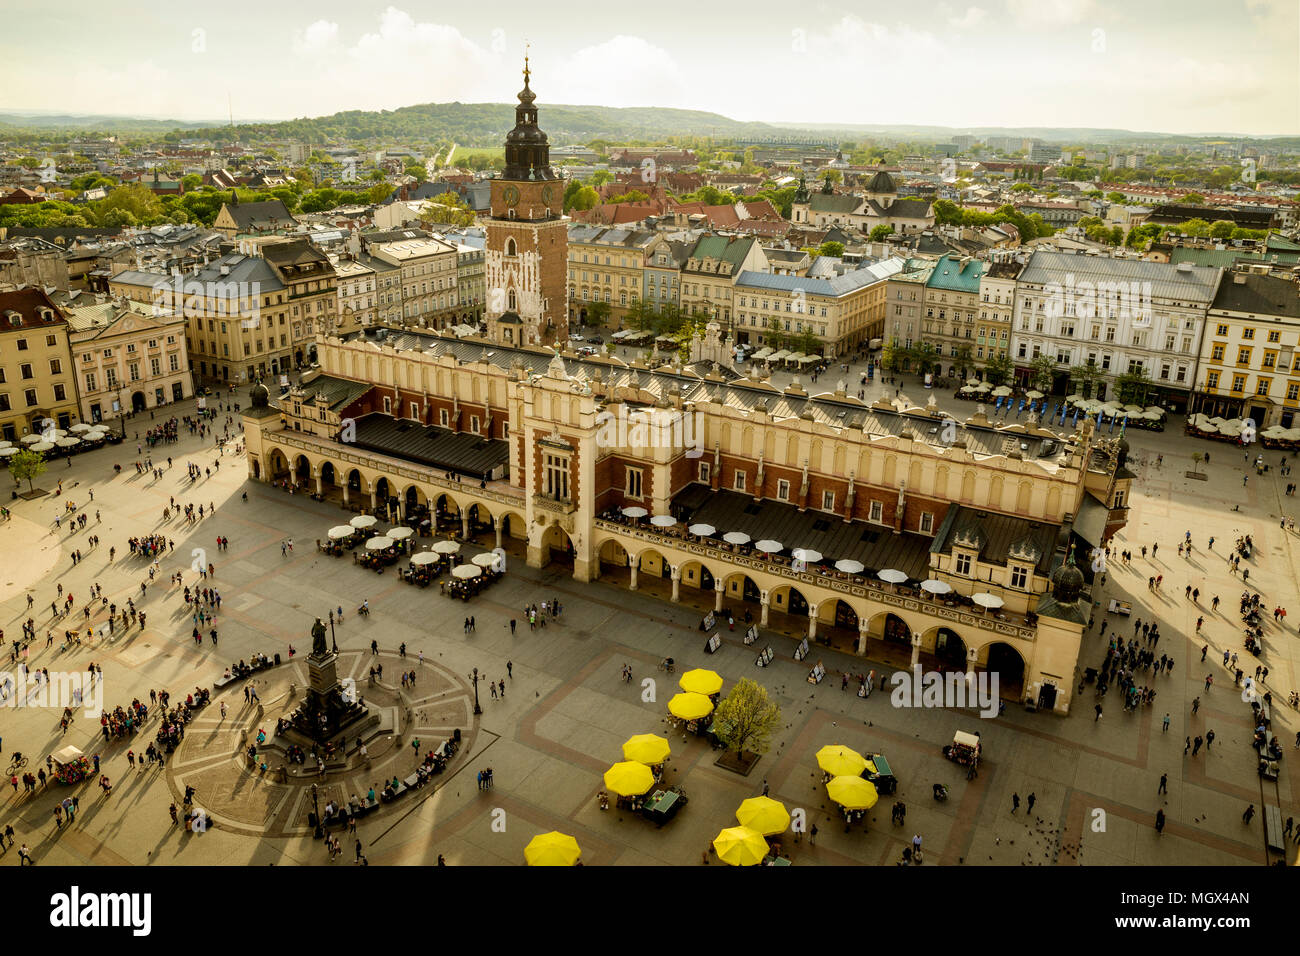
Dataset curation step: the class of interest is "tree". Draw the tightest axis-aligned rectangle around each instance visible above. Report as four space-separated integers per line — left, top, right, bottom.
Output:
416 191 475 228
954 344 973 377
982 352 1014 386
711 677 782 760
566 186 598 212
817 240 844 258
1183 193 1205 204
9 448 46 494
1209 219 1236 240
1029 355 1056 392
880 339 903 373
764 315 787 351
1189 452 1203 476
1070 360 1104 398
93 183 162 226
585 300 611 328
1115 367 1152 406
796 328 820 357
869 224 895 241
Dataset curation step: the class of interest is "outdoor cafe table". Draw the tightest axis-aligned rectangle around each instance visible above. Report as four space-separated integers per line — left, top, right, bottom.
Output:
640 789 684 822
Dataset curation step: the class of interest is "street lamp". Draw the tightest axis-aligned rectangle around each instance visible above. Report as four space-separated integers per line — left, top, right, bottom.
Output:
311 782 322 838
470 667 482 716
328 610 338 653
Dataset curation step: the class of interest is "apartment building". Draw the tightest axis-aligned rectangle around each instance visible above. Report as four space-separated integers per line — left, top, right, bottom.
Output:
679 235 768 331
883 258 936 350
0 288 79 440
368 236 459 331
64 297 193 423
566 226 658 327
1195 268 1300 426
922 254 987 377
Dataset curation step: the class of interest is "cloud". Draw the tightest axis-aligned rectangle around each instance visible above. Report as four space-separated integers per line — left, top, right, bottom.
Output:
949 6 989 28
550 35 688 108
292 20 339 57
1004 0 1092 26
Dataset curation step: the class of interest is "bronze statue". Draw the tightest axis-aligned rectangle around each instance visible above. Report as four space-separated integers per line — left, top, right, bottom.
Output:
311 618 328 657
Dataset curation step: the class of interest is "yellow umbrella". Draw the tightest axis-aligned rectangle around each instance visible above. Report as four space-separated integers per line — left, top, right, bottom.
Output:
622 733 671 765
679 668 724 696
524 831 581 867
713 826 770 866
667 692 714 721
816 744 868 777
736 796 790 836
603 761 656 797
826 775 879 811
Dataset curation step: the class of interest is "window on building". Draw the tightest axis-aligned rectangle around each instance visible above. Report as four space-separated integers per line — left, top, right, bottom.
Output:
383 396 392 414
919 512 934 534
733 470 746 492
869 500 883 523
1010 565 1028 589
954 552 972 576
698 462 710 483
543 452 570 501
625 467 643 499
822 490 835 512
439 408 449 427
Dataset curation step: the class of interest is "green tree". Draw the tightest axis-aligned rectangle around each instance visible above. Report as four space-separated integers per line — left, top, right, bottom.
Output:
1070 360 1103 398
869 224 894 241
566 185 598 212
416 191 474 227
711 677 782 760
93 183 162 226
180 174 203 192
1029 355 1056 392
954 344 973 377
1180 218 1211 238
9 448 46 494
764 315 787 351
366 182 392 205
797 328 820 357
817 241 844 258
1208 219 1236 240
1115 367 1153 405
880 338 903 373
585 300 611 328
982 352 1014 386
1183 192 1205 204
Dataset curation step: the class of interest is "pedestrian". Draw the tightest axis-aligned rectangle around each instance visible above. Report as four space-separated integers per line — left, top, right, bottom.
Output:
1192 736 1203 756
1094 703 1103 721
1027 792 1035 813
1243 804 1255 824
1192 696 1200 715
1205 729 1215 750
1184 737 1191 755
809 823 818 846
1162 713 1170 733
1011 792 1020 813
1155 809 1166 834
507 660 513 679
1158 772 1167 794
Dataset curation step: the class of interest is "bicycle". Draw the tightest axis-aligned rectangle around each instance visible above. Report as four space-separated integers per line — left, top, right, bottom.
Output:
657 657 675 674
8 754 28 770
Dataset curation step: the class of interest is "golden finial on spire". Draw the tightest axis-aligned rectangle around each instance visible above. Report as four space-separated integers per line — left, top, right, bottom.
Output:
523 41 531 83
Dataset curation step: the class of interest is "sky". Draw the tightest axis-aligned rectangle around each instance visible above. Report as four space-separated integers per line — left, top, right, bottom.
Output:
2 0 1297 135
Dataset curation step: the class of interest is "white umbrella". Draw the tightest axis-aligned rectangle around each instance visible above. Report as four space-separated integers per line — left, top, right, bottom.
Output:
365 536 394 551
472 551 504 569
791 548 822 564
974 382 992 392
723 532 751 546
69 423 93 433
411 552 439 566
992 385 1013 398
29 441 53 452
959 386 975 394
55 437 80 447
1025 390 1044 400
327 525 354 541
834 559 865 574
878 569 908 584
921 579 953 595
1199 422 1219 434
965 377 982 387
650 514 676 528
387 527 413 540
972 592 1004 609
19 434 42 444
1144 406 1164 415
432 540 460 555
350 515 378 529
1065 393 1084 403
0 440 10 448
622 506 648 519
0 447 17 458
45 429 67 439
688 523 716 536
1123 404 1144 414
755 539 784 553
451 564 481 580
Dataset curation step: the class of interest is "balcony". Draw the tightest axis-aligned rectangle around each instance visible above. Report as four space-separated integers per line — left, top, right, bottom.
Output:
532 494 576 515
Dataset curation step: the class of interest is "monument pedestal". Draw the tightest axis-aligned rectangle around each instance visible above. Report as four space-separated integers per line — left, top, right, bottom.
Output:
290 650 368 744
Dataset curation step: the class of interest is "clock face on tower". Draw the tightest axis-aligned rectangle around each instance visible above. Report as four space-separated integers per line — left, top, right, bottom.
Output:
541 185 554 206
503 185 520 207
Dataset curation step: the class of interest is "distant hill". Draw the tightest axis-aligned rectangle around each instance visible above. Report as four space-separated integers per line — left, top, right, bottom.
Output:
0 112 213 131
178 101 783 146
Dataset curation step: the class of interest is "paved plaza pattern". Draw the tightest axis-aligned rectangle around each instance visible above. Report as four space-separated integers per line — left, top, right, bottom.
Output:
0 379 1296 866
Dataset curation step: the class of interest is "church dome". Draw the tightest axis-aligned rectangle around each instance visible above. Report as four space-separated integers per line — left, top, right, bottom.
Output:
1051 560 1084 603
866 168 897 193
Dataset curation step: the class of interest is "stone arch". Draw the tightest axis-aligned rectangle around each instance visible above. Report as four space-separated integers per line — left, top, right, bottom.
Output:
677 558 716 594
721 571 762 604
921 625 967 669
1045 484 1061 518
537 523 574 568
267 447 290 481
497 510 526 545
979 640 1026 700
883 455 897 486
989 474 1004 509
401 483 428 517
1015 481 1032 513
769 584 809 617
865 609 919 645
960 469 976 501
634 546 672 580
597 537 631 571
292 453 312 484
346 468 366 496
833 599 859 630
319 460 338 488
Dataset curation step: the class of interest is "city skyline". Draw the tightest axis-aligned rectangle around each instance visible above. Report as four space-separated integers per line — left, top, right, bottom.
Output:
1 0 1296 136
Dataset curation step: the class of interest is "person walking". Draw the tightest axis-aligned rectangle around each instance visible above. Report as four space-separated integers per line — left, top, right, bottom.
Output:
1094 703 1103 721
809 823 818 846
1184 737 1191 755
1192 696 1200 715
1205 729 1215 750
1155 809 1166 835
1027 792 1036 814
1162 713 1170 733
1011 792 1020 814
1192 735 1203 756
507 661 513 679
1243 804 1255 824
1158 772 1167 794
